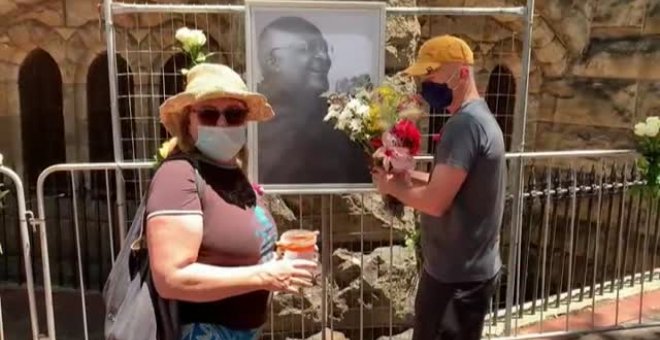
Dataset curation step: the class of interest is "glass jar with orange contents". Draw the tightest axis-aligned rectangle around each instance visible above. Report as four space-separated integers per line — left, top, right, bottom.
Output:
276 229 319 262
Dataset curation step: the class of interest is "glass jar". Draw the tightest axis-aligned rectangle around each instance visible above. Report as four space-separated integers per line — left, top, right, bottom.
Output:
277 229 318 262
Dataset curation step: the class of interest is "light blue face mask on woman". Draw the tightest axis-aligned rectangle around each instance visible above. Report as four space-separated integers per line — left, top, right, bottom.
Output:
195 125 246 162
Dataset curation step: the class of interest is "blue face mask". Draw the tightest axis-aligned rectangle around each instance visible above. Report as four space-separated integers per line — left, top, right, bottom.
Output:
195 125 246 163
420 81 453 111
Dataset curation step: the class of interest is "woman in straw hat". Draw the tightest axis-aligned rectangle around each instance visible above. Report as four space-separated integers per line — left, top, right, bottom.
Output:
145 63 317 339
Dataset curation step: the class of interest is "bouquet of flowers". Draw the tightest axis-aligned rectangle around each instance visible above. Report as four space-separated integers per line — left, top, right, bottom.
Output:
634 116 660 197
323 75 427 217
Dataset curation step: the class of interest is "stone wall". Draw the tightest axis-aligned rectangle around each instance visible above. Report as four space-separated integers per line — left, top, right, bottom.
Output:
1 0 659 174
416 0 660 152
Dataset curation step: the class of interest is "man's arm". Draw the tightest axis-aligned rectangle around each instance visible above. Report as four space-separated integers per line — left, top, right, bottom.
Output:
409 170 430 185
374 113 480 217
387 164 467 217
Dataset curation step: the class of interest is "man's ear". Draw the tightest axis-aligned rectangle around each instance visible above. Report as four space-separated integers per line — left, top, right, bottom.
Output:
266 55 279 72
459 66 470 79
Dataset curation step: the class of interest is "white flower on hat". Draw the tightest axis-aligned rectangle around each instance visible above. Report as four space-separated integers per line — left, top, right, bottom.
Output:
175 27 207 53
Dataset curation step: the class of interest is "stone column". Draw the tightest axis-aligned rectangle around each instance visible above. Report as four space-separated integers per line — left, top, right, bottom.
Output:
0 74 24 177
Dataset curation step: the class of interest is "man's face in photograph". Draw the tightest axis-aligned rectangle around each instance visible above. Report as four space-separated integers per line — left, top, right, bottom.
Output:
264 26 332 96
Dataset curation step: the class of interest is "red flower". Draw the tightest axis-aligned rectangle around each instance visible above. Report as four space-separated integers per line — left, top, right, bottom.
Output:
391 119 422 155
370 137 383 149
432 133 442 143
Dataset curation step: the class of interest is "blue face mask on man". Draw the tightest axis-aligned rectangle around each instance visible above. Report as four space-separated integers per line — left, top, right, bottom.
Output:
420 81 453 111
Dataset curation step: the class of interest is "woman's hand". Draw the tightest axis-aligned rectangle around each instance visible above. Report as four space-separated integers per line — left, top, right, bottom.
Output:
259 258 318 294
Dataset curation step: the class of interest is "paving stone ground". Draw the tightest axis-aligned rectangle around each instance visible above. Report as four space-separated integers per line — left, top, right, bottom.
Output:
518 287 660 339
3 285 660 339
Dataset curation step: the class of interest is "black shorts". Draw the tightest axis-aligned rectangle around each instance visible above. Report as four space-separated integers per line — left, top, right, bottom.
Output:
412 270 500 340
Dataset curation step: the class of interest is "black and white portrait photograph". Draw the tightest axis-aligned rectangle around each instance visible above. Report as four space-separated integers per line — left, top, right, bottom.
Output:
246 0 386 187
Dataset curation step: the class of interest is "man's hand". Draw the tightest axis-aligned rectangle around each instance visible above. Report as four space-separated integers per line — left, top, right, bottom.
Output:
371 167 408 195
372 163 468 217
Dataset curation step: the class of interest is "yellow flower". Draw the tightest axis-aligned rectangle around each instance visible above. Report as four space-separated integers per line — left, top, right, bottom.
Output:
374 86 397 106
366 104 385 135
158 137 178 159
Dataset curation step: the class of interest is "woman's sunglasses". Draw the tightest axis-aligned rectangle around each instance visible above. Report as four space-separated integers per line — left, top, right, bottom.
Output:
194 106 248 127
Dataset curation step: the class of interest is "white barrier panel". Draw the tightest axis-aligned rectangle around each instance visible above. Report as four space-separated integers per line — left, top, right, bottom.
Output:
0 165 39 340
32 149 660 340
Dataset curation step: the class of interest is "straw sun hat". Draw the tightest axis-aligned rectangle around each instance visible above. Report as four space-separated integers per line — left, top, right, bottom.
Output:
159 63 275 135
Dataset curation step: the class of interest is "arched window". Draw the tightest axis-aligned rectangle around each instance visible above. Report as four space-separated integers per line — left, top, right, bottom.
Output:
87 53 135 162
86 53 136 197
19 49 65 190
485 65 516 151
158 52 191 143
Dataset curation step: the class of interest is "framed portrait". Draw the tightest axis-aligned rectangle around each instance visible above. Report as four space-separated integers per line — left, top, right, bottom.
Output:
245 0 386 190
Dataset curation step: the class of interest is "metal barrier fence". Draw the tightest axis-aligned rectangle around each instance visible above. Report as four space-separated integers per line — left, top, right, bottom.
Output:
100 4 535 308
0 164 37 340
4 149 657 340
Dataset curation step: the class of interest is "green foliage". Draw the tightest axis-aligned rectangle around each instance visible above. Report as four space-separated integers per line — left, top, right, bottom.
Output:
634 116 660 198
404 213 423 273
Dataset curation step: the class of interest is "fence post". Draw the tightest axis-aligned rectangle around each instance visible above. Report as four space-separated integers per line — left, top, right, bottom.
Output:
503 0 535 335
0 165 39 340
102 0 129 246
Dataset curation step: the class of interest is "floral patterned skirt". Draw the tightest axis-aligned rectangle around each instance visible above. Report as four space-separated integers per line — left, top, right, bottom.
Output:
181 323 261 340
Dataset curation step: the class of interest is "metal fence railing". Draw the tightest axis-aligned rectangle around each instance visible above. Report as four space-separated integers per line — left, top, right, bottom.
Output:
0 164 38 340
1 149 656 340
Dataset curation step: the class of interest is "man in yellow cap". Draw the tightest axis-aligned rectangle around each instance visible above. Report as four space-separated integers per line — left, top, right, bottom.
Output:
372 35 506 339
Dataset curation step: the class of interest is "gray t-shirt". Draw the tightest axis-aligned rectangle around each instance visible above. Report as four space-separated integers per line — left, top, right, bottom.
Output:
421 99 506 283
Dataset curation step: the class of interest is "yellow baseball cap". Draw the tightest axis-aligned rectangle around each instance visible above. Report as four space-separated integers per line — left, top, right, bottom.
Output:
404 35 474 76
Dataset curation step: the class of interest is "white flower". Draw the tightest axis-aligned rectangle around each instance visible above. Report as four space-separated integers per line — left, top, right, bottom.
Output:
338 107 353 122
350 118 362 133
190 29 207 46
356 103 370 117
645 122 660 137
336 118 348 131
345 99 359 113
635 122 647 137
175 27 207 52
646 116 660 135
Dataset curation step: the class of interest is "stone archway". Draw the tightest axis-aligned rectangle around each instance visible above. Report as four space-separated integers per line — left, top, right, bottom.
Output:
157 52 191 142
485 65 516 151
19 48 66 190
86 53 135 162
86 52 138 197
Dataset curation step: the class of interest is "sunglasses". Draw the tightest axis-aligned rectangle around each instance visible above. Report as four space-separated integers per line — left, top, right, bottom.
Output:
194 106 248 127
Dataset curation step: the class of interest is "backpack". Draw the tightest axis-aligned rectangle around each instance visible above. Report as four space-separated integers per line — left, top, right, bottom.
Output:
102 155 205 340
